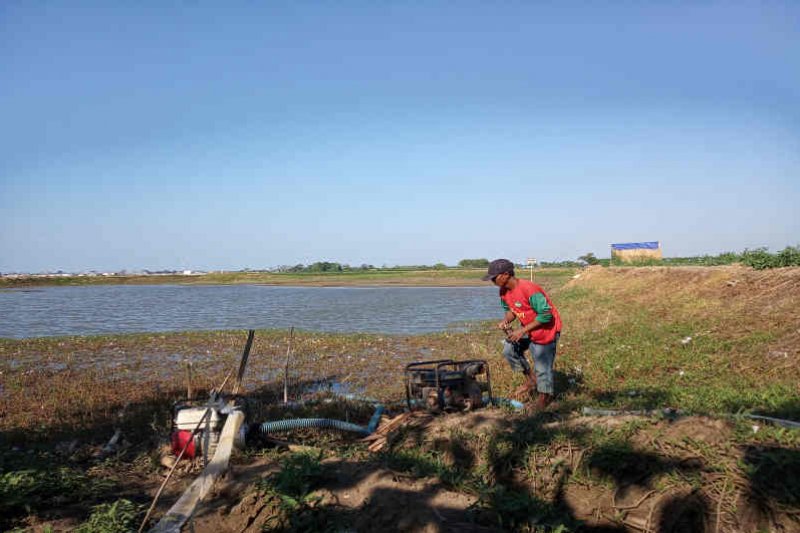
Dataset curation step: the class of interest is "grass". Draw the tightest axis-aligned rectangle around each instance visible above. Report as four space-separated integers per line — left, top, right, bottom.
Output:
257 451 326 508
252 450 359 532
74 499 142 533
385 446 471 488
470 483 573 532
0 448 127 531
554 265 800 417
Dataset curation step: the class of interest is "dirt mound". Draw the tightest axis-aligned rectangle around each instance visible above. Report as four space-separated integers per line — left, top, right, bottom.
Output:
569 264 800 304
427 408 513 436
188 457 488 533
566 264 800 362
657 416 731 446
325 462 481 532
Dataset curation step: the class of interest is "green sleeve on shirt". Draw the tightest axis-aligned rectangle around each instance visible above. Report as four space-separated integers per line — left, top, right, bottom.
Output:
529 292 552 324
501 300 510 312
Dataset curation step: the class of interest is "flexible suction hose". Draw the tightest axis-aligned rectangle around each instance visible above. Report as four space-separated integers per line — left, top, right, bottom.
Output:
258 405 385 436
259 418 370 435
367 404 385 433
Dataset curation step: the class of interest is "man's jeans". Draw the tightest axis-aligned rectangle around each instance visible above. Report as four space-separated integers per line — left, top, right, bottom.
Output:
502 332 560 394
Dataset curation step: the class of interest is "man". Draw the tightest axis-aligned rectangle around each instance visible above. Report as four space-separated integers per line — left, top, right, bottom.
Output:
483 258 562 409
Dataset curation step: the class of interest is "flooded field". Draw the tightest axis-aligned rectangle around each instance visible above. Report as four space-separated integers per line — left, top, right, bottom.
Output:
0 284 499 338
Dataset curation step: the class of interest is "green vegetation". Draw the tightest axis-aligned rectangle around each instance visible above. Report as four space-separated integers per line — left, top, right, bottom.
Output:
276 261 370 272
577 252 600 265
0 450 122 531
610 246 800 269
0 466 87 517
75 499 141 533
258 451 326 510
471 484 572 532
739 245 800 269
546 246 800 269
457 258 490 268
254 451 354 532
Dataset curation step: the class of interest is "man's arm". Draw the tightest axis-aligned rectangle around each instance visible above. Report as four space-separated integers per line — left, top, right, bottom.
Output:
529 292 552 324
497 301 517 330
507 292 551 341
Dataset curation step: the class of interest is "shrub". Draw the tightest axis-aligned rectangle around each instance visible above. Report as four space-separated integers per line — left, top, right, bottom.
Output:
75 499 141 533
776 246 800 267
741 247 776 270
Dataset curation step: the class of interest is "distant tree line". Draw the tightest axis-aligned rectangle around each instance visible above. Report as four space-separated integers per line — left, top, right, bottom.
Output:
273 262 376 273
271 259 493 273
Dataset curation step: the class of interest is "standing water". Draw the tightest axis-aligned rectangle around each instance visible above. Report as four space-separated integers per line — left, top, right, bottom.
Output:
0 284 500 338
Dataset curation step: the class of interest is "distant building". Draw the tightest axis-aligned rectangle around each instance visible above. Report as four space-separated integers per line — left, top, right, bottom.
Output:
611 241 662 263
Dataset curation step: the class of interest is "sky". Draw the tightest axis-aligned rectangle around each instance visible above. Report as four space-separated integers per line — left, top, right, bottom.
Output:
2 2 798 272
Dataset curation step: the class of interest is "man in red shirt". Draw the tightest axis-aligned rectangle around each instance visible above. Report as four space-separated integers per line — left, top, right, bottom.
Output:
483 259 562 410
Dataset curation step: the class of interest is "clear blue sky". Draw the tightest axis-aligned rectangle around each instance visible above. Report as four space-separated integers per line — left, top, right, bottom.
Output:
2 2 798 272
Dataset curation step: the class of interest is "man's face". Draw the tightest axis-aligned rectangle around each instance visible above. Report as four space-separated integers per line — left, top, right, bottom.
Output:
491 271 510 287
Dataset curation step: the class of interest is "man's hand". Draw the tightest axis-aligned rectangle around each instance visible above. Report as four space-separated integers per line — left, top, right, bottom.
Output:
508 328 527 342
497 321 511 331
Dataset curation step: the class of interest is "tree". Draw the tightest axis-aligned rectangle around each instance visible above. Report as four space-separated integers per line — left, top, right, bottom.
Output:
578 253 600 266
307 261 343 272
458 258 490 268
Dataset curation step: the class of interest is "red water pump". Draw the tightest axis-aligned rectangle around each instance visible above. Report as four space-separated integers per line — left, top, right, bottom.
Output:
169 403 223 460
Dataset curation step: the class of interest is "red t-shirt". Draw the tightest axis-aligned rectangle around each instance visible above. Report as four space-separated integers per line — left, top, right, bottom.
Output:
500 280 562 344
